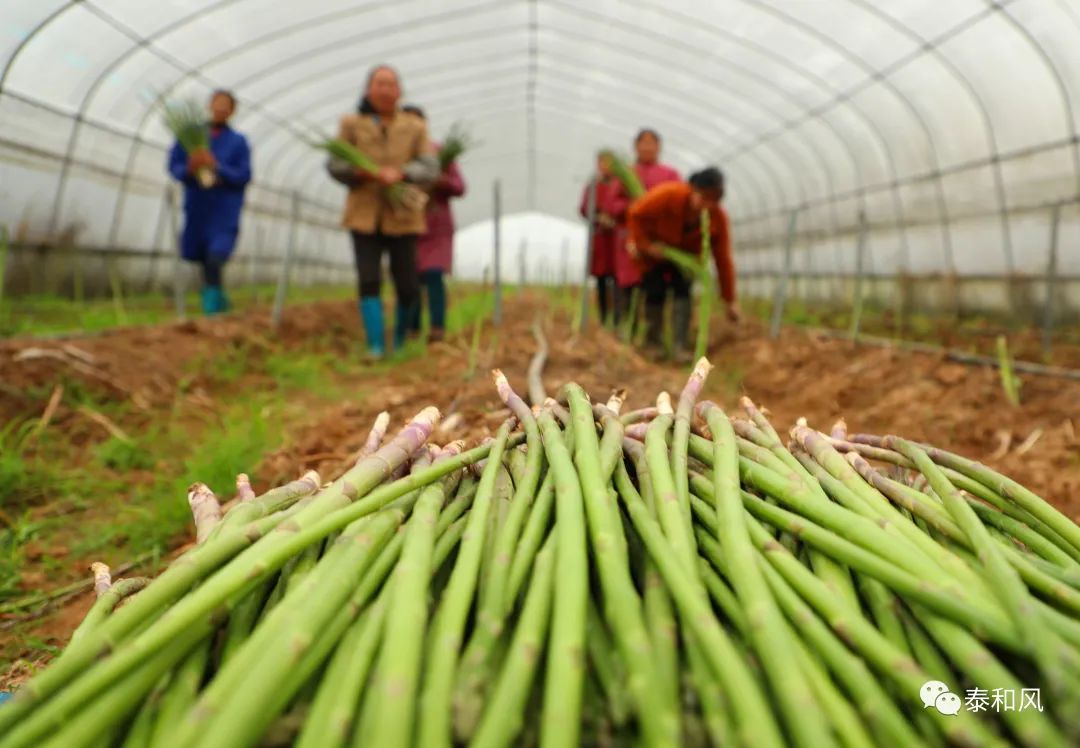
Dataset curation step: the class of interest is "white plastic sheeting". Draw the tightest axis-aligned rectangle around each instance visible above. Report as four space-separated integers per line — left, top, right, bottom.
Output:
2 0 1079 285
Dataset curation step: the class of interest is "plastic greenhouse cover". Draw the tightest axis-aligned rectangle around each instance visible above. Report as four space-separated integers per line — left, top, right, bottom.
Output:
1 0 1079 278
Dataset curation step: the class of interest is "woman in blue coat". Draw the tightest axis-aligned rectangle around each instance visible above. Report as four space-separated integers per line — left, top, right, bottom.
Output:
168 90 252 315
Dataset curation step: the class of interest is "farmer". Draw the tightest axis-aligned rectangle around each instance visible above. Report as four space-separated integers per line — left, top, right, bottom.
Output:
579 152 620 324
610 129 681 325
626 166 740 362
167 89 251 315
402 105 467 343
327 65 439 359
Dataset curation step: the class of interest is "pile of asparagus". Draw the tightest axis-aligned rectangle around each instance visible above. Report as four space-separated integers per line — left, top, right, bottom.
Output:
2 361 1079 748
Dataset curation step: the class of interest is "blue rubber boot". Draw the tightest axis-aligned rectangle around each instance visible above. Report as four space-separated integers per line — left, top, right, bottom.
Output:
393 302 419 351
201 286 225 316
359 297 386 359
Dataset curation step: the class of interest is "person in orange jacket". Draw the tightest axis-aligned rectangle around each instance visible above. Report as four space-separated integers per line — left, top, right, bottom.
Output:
626 166 740 360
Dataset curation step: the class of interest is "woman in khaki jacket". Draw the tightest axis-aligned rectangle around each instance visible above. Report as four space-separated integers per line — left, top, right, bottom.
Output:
329 65 438 358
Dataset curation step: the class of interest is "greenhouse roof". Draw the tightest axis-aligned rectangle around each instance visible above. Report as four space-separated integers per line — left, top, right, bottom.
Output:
3 0 1080 276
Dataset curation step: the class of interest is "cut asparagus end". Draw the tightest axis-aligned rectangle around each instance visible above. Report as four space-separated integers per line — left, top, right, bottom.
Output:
90 562 111 598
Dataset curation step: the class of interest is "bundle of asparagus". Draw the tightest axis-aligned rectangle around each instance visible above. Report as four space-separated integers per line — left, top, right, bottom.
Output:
437 121 476 170
163 99 215 189
316 138 427 212
2 362 1078 748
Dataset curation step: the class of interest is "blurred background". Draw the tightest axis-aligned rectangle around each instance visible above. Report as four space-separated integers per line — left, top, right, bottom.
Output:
2 0 1079 326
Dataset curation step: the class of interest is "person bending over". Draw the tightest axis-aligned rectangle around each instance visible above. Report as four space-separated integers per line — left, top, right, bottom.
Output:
626 166 740 361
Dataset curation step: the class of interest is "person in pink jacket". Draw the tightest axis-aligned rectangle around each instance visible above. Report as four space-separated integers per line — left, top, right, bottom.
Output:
404 106 467 342
610 129 681 320
579 153 621 324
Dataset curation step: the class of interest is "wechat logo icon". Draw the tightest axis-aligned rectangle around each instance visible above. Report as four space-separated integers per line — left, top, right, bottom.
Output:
921 680 962 716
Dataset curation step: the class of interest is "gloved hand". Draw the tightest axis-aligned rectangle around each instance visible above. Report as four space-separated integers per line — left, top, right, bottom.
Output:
725 302 742 323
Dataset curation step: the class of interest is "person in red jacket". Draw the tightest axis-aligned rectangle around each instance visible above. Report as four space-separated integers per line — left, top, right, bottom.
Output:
627 166 740 361
609 129 681 324
579 153 620 324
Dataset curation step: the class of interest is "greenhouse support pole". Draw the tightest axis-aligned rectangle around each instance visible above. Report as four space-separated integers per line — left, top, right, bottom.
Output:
769 208 800 339
1041 202 1062 356
579 178 598 330
561 237 570 286
493 179 503 326
0 224 9 311
518 237 527 292
272 191 301 332
850 209 869 343
167 185 186 322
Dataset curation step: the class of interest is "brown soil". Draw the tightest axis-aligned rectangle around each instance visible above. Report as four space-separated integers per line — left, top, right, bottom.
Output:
1 293 1078 685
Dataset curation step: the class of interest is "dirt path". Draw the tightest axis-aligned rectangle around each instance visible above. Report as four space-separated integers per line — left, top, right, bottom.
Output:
1 292 1078 685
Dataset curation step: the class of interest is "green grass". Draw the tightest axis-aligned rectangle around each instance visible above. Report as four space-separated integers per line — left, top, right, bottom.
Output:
93 436 156 472
0 420 54 509
0 513 42 601
72 401 276 562
0 283 356 339
0 284 496 638
265 350 335 392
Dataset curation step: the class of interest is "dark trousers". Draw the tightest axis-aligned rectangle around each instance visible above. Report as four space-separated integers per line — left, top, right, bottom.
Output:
350 231 420 307
419 270 447 330
201 258 225 288
642 263 691 305
595 274 616 324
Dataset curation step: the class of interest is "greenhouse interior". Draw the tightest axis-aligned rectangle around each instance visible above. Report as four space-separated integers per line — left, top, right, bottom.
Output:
1 2 1079 746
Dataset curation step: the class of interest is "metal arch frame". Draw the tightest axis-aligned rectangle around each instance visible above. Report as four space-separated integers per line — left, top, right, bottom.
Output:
98 1 512 249
577 0 923 271
0 1 75 92
232 47 527 136
526 0 538 210
542 0 816 211
619 0 909 270
12 1 380 246
718 0 979 273
258 70 786 219
156 0 825 215
0 87 338 223
8 0 361 240
850 0 1018 272
257 49 783 216
198 0 512 101
105 8 520 243
246 57 534 169
31 0 250 236
992 1 1080 201
283 81 782 225
283 81 780 212
287 96 771 219
611 0 896 266
715 1 1016 275
191 14 807 213
6 0 1077 271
